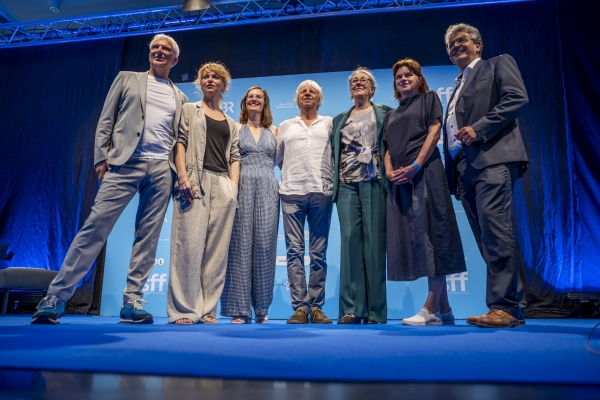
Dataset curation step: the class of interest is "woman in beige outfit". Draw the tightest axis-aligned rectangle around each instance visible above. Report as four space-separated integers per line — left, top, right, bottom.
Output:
167 62 240 324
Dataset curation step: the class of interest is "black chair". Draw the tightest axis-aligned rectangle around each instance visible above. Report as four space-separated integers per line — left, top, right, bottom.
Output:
0 244 59 315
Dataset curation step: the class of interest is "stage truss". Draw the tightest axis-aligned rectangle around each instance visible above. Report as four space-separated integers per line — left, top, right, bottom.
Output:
0 0 526 48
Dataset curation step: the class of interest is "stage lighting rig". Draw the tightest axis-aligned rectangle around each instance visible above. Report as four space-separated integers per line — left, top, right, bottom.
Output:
181 0 211 11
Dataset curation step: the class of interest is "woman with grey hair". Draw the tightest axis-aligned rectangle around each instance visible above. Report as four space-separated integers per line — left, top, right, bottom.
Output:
331 68 394 324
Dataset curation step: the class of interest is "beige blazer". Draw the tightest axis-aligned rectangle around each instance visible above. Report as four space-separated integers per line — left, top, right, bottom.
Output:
176 101 240 199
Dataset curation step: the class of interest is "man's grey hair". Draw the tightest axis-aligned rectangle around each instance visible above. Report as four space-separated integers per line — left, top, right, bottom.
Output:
444 23 483 56
294 80 324 108
348 67 377 100
149 34 180 58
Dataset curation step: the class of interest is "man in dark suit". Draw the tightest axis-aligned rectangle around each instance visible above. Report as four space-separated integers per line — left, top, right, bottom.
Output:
442 23 529 328
32 34 188 325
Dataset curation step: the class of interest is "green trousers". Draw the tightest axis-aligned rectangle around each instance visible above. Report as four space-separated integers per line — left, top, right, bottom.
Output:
336 180 387 323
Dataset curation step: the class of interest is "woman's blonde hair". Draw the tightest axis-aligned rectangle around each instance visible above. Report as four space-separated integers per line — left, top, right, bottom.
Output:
194 62 232 102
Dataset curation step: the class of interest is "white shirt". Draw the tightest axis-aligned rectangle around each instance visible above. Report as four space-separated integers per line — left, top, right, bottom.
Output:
132 75 176 160
446 58 481 159
275 115 334 196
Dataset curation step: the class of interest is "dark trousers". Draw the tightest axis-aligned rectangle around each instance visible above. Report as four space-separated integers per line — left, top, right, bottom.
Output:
456 160 526 317
336 180 387 323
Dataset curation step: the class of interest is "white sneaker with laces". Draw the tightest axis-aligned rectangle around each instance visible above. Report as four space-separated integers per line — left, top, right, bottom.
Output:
402 308 443 326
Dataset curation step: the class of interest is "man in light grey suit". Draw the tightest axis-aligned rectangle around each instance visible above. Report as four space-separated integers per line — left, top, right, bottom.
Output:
442 23 529 328
32 34 188 325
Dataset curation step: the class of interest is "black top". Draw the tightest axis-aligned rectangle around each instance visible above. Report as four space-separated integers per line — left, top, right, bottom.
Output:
383 90 442 168
203 115 230 173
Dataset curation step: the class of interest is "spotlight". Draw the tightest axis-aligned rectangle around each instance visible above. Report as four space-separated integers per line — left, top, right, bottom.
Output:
181 0 211 12
50 0 60 13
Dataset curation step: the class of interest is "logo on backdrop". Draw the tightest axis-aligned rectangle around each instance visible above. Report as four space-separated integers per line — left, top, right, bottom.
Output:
142 258 167 294
276 255 310 266
143 273 167 293
221 101 234 114
276 102 295 109
446 272 468 294
436 87 454 106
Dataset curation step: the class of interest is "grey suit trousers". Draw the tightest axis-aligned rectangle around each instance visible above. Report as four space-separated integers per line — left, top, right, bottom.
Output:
456 159 526 317
281 193 333 313
48 158 173 304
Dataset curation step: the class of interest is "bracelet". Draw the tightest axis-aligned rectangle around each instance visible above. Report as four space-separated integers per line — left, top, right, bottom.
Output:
412 162 421 171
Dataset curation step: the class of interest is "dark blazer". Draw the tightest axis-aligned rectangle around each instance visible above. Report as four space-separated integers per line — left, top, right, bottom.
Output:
443 55 529 194
331 102 395 202
94 71 188 169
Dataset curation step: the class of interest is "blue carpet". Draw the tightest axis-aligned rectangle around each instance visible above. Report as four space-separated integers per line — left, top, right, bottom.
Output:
1 316 599 384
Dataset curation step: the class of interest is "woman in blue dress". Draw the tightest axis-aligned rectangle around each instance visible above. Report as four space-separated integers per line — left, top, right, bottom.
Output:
221 86 279 323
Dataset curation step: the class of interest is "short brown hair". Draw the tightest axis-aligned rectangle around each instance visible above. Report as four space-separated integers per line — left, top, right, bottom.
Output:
194 61 232 93
239 86 274 128
391 58 430 101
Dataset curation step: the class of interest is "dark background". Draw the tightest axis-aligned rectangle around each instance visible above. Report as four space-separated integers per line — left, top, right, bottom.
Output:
1 0 598 316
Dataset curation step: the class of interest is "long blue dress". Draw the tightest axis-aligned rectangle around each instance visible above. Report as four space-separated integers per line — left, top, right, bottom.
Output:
221 125 280 318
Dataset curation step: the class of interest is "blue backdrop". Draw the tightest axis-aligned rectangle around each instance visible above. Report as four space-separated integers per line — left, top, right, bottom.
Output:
100 66 489 319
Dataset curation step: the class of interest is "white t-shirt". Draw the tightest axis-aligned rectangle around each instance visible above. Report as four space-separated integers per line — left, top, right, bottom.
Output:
132 75 176 160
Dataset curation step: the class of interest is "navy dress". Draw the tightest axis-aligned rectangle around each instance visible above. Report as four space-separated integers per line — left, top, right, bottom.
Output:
221 125 280 317
384 91 466 281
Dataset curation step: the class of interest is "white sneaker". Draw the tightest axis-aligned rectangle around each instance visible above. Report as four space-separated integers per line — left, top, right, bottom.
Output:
402 308 443 326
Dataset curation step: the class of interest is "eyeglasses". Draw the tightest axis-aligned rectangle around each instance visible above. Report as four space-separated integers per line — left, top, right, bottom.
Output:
349 77 370 85
447 36 472 51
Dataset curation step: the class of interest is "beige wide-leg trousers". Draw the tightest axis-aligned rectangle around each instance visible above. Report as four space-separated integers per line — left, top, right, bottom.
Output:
167 170 238 323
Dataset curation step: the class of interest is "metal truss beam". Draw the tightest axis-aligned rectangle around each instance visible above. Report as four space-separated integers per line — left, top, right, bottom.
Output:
0 0 527 49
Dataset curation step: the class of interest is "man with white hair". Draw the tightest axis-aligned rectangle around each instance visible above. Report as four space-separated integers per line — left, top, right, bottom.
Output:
32 34 188 325
275 80 334 324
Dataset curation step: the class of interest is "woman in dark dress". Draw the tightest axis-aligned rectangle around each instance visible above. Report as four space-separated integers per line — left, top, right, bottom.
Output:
383 58 466 325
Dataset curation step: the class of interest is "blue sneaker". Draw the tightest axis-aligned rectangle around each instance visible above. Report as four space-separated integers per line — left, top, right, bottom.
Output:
31 295 65 325
120 299 153 324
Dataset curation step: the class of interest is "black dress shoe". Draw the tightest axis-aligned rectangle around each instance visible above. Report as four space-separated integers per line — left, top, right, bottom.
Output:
365 319 379 324
337 314 362 324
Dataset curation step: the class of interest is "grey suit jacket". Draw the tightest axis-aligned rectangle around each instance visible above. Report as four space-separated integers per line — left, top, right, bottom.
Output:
331 102 395 202
443 55 529 194
94 71 188 168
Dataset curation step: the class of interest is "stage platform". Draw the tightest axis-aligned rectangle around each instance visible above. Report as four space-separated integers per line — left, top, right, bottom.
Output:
0 316 599 385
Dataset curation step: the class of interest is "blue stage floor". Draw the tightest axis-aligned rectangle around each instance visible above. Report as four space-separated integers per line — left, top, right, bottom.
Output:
1 316 599 384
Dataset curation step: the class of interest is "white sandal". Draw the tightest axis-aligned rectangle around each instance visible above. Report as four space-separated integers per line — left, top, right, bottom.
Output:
255 315 268 324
